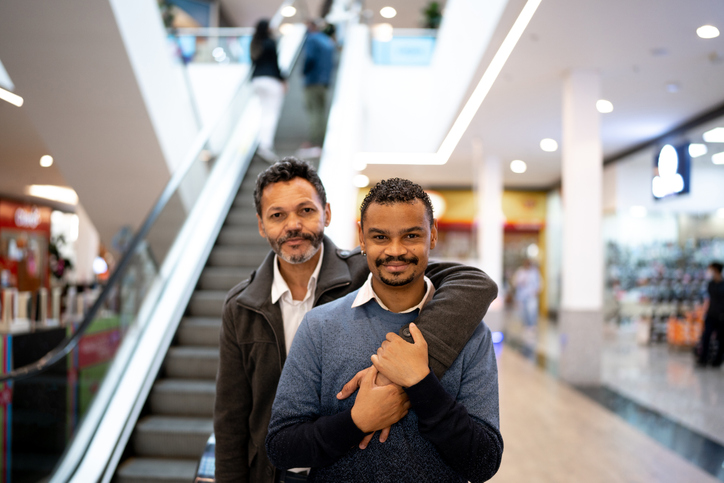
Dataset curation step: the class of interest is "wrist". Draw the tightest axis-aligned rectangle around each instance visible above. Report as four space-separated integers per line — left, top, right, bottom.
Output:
404 366 430 388
350 405 373 433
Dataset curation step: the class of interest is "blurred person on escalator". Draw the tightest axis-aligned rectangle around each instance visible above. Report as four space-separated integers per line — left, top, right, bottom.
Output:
251 18 285 159
696 262 724 368
513 258 542 330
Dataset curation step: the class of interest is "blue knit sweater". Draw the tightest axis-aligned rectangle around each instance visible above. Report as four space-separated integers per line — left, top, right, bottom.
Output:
266 291 503 482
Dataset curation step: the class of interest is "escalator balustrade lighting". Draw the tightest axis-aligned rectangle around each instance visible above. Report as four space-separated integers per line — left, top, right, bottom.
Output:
358 0 543 166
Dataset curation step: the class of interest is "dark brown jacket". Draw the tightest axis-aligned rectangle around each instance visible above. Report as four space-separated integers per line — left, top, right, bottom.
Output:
214 236 497 483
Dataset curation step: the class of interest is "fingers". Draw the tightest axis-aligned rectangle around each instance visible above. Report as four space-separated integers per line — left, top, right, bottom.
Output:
359 432 374 449
379 426 391 443
337 367 368 399
408 323 426 346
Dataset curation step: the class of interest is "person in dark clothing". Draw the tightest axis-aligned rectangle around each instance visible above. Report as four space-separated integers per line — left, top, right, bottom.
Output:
697 262 724 367
250 19 285 155
301 20 335 150
214 159 498 483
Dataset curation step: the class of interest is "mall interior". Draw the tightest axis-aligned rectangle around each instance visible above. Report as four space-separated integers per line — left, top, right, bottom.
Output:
0 0 723 481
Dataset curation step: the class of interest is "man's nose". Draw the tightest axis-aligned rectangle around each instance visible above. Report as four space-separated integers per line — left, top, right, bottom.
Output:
385 238 407 257
285 213 302 230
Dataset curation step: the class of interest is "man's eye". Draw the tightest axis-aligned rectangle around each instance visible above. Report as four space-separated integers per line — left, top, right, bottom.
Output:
302 207 314 213
271 213 282 219
373 235 386 240
407 234 420 239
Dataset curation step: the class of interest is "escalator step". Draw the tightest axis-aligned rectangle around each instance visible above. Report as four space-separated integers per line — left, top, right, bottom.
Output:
115 457 198 483
188 291 227 317
150 379 215 417
164 346 219 379
133 416 212 458
178 317 222 346
198 266 255 291
208 246 269 267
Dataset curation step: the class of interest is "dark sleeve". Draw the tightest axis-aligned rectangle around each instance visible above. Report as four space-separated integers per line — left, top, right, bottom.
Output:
404 326 503 483
214 299 252 482
266 409 366 468
265 318 367 468
411 262 498 378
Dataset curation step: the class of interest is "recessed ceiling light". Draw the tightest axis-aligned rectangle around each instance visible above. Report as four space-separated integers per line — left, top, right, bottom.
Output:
510 160 527 173
0 86 23 107
281 5 297 18
689 143 708 158
380 7 397 19
712 152 724 165
697 25 720 39
596 99 613 113
25 185 79 205
40 155 53 167
540 138 558 152
352 174 370 188
703 127 724 143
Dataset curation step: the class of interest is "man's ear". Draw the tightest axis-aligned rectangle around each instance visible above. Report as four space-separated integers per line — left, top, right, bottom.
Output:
324 203 331 227
430 219 438 249
257 214 267 239
357 221 366 253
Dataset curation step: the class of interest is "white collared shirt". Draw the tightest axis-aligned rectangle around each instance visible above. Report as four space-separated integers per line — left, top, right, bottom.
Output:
272 244 324 355
352 273 434 313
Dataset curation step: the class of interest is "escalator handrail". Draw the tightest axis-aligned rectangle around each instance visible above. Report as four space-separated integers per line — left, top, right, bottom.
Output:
0 7 303 385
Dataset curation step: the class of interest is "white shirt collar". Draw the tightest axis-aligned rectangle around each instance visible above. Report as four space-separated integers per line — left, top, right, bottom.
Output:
352 273 434 313
271 244 324 304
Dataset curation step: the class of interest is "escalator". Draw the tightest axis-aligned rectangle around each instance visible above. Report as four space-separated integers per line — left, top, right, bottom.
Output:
115 156 271 483
0 2 363 481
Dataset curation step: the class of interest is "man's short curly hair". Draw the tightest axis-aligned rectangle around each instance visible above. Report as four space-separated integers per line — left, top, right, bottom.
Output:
360 178 434 228
254 157 327 216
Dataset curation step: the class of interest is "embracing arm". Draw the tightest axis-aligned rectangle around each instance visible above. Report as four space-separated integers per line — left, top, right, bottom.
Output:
214 303 252 482
406 325 503 482
265 320 408 469
414 262 498 378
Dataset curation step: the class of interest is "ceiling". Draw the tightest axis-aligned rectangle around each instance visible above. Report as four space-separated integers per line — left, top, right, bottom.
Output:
1 0 723 208
362 0 724 189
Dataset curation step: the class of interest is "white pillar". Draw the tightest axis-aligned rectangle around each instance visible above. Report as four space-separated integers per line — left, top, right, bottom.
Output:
559 70 603 385
474 139 504 332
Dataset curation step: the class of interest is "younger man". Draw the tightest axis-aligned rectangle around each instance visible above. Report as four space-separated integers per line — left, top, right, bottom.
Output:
266 178 503 482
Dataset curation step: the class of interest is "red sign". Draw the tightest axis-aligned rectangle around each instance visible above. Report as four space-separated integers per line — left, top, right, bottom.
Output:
77 330 121 369
0 200 51 233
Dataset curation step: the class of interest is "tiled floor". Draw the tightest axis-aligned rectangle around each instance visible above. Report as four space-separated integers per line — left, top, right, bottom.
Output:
500 310 724 481
492 348 719 482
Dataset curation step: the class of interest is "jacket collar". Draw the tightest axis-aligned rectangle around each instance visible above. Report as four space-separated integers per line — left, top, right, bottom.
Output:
236 235 354 311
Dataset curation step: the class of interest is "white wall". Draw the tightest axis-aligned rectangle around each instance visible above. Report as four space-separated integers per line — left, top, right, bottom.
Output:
362 0 510 154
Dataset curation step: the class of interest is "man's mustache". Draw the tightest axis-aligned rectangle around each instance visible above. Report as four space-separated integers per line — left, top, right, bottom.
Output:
375 254 419 267
277 230 317 244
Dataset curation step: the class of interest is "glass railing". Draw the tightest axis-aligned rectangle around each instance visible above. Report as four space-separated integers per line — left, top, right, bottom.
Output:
371 28 438 66
0 14 307 483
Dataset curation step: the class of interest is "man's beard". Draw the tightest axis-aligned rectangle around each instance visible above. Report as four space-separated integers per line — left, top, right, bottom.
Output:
270 229 324 264
374 254 420 286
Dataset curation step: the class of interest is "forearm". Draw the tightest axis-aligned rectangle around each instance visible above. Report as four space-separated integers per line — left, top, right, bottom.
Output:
415 262 498 377
265 409 366 468
405 372 503 482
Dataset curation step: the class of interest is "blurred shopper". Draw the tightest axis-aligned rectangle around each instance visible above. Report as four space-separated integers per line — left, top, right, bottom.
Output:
213 160 498 483
251 19 285 158
696 262 724 368
513 259 542 328
265 178 503 482
298 19 335 156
